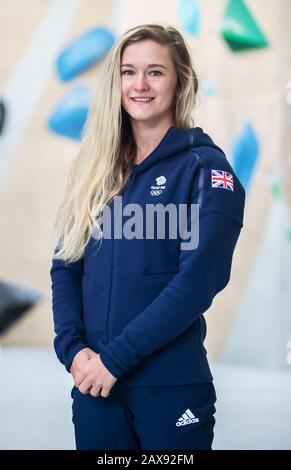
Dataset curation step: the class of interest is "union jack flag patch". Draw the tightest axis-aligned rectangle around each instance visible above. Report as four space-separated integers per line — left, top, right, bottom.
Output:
211 169 234 191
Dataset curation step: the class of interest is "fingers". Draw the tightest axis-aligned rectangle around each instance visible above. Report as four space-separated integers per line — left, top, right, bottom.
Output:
74 377 84 388
100 386 111 398
71 371 85 388
90 385 101 397
81 383 111 398
90 385 111 398
78 380 92 394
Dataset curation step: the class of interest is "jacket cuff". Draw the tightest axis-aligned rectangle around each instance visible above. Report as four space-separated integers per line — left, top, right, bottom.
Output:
98 349 127 379
64 342 89 373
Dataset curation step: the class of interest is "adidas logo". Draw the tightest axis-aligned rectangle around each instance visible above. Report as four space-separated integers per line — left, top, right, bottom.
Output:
176 409 199 427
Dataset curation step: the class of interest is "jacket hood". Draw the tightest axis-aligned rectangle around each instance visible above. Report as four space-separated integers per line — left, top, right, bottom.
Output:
131 126 225 174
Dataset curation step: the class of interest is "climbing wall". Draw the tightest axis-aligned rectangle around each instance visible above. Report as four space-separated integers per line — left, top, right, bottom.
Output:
0 0 289 373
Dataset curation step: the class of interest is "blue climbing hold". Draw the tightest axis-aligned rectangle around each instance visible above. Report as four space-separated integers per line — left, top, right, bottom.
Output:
48 85 92 141
201 80 216 97
177 0 201 36
56 27 115 81
231 122 259 191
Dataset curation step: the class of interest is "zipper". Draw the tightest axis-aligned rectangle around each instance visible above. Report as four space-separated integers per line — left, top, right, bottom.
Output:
106 227 115 342
105 167 138 342
123 167 137 194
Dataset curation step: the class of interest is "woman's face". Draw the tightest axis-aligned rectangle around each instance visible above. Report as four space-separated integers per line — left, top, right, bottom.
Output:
120 39 178 126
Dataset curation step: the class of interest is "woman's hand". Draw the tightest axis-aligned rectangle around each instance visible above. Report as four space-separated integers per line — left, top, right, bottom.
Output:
77 352 118 398
70 348 117 398
70 347 95 387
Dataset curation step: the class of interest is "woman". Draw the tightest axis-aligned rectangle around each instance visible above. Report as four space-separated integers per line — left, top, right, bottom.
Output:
50 24 245 450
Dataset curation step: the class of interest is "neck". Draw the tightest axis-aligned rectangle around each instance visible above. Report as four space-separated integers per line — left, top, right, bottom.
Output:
131 119 175 164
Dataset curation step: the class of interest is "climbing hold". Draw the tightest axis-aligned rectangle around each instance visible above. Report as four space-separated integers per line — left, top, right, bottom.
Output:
201 80 216 97
56 27 115 81
0 97 6 135
48 85 91 141
220 0 269 51
177 0 201 36
268 173 282 200
231 122 259 190
0 280 42 335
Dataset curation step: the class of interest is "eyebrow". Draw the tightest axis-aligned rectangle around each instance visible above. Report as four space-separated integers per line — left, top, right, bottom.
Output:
121 63 168 70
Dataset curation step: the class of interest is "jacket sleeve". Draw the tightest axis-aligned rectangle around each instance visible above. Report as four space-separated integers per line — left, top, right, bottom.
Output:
98 156 246 379
50 252 89 372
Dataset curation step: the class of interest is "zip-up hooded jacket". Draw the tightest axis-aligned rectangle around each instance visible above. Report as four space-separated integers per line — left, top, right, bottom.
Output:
50 126 245 387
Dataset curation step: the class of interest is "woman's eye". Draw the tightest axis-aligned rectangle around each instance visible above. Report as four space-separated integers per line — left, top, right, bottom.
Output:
121 70 162 76
121 70 134 75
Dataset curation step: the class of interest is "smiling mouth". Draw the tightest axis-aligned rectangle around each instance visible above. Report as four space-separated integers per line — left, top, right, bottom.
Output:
131 97 155 103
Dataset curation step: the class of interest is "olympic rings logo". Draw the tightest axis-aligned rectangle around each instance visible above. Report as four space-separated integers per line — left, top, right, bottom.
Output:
150 190 163 196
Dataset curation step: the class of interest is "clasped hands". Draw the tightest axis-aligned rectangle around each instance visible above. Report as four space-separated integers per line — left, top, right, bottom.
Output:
70 348 117 398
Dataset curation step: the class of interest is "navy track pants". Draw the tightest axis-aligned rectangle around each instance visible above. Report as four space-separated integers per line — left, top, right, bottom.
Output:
71 382 216 450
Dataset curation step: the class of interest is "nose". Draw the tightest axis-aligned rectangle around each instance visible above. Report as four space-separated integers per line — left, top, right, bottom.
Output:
134 72 150 92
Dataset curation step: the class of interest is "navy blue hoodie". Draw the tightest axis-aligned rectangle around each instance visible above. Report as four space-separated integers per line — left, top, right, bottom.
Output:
50 126 245 386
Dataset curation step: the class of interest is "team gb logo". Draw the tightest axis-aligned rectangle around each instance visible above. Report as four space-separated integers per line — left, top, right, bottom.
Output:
156 176 166 186
150 176 167 196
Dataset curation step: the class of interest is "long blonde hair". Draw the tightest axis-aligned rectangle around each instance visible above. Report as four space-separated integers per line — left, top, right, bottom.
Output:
52 23 199 262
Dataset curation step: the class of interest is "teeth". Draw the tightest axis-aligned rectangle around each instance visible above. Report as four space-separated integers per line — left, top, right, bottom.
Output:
132 98 153 102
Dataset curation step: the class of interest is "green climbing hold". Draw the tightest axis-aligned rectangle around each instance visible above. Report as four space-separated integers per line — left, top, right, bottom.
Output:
268 174 282 200
271 180 282 200
267 172 283 199
220 0 269 51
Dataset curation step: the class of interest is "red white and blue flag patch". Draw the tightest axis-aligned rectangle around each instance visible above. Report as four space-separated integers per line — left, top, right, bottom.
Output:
211 169 234 191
